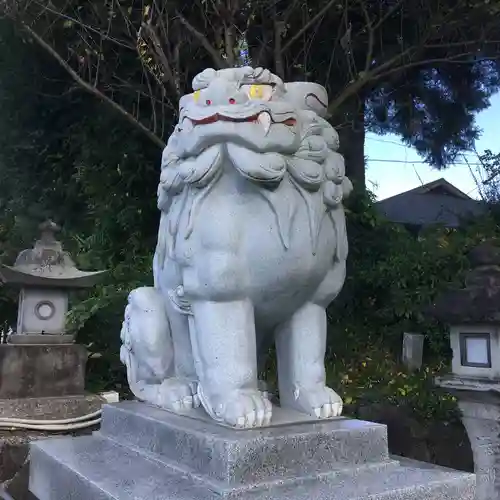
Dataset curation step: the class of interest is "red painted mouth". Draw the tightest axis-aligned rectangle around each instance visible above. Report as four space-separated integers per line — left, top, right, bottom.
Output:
189 113 297 127
191 114 259 125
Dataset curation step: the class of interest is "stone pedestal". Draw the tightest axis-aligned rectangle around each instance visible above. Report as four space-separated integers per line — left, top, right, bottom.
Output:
8 334 76 345
28 401 475 499
0 344 87 399
0 344 98 499
460 400 500 500
436 375 500 500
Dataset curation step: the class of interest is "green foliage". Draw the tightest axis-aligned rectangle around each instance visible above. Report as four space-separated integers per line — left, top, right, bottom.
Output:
0 21 160 395
329 190 500 358
1 16 500 418
330 345 461 423
322 190 500 421
1 0 500 183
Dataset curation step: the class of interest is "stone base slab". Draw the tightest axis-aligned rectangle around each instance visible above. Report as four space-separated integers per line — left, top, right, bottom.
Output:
28 401 475 500
100 402 389 486
1 394 104 500
0 394 103 420
8 334 75 345
0 344 87 399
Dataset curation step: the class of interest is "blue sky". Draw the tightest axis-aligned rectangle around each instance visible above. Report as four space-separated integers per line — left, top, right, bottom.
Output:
365 93 500 200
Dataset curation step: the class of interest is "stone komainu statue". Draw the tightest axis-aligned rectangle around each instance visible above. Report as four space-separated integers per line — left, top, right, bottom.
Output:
120 67 352 428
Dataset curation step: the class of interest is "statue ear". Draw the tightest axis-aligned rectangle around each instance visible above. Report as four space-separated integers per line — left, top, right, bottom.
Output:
192 68 217 91
284 82 329 118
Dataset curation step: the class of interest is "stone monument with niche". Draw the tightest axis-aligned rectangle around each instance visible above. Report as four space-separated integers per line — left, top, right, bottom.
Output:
1 220 106 345
430 240 500 500
0 220 106 403
28 67 475 499
0 221 107 496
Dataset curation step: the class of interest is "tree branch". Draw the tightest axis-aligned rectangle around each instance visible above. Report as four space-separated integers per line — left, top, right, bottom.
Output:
281 0 336 54
372 0 404 31
21 22 166 149
374 52 500 81
327 44 419 115
359 1 374 73
273 2 285 78
176 10 228 69
327 44 499 117
140 21 181 98
32 0 135 50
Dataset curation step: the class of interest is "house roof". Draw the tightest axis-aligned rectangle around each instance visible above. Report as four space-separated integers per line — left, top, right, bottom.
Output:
375 178 488 227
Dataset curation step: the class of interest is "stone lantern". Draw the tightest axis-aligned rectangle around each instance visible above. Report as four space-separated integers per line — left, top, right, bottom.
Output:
0 220 106 344
0 221 112 498
429 240 500 500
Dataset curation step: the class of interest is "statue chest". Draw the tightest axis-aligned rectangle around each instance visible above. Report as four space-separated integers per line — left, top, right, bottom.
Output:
168 178 336 308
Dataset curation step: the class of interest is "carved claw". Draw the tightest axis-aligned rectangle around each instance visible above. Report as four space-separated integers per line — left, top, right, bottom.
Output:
157 378 201 412
288 385 343 419
201 388 273 428
257 379 272 401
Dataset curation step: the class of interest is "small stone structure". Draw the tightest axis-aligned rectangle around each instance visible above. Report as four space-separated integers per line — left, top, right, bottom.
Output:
430 240 500 500
0 220 105 345
0 219 106 414
0 221 106 498
26 67 475 499
402 332 425 371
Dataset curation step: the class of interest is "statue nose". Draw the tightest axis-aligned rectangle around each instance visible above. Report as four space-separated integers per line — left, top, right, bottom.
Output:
202 80 247 106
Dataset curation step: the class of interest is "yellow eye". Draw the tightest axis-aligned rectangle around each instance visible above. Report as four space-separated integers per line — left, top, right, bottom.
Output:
193 90 201 103
242 84 274 101
249 85 263 99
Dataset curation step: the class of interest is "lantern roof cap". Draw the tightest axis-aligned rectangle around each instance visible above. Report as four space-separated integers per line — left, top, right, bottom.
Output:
0 220 106 288
426 239 500 324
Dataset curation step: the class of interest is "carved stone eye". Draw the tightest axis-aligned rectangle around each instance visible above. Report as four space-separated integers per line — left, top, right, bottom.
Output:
241 84 274 101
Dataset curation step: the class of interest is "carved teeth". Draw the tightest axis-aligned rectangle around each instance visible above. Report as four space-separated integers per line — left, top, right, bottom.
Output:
257 112 272 135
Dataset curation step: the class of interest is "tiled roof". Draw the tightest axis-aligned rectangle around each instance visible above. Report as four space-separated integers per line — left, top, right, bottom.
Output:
375 178 488 227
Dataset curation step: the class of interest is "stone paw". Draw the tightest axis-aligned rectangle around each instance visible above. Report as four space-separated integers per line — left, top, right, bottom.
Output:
258 379 271 400
204 389 273 428
289 385 343 419
157 378 201 412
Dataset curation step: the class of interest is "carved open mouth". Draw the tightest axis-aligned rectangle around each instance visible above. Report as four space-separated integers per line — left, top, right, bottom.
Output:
187 111 296 135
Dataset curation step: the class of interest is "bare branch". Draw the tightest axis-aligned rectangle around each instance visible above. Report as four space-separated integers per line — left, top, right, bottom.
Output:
374 52 500 80
273 2 285 79
20 22 165 149
328 42 500 118
281 0 337 54
224 23 235 66
359 1 374 73
32 0 135 50
425 39 500 49
140 21 181 98
176 10 227 69
327 45 419 115
372 0 404 32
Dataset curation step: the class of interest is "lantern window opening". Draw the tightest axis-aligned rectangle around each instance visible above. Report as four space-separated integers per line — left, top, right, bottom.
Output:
459 332 492 369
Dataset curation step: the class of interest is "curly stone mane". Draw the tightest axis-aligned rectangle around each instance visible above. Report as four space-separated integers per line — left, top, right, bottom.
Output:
154 73 351 272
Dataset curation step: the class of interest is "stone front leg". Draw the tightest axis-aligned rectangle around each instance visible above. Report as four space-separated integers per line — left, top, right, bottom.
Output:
276 302 343 418
191 299 272 428
164 298 200 408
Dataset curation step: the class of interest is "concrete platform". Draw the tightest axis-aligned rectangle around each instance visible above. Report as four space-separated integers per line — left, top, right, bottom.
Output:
28 401 475 499
0 394 102 420
0 394 103 499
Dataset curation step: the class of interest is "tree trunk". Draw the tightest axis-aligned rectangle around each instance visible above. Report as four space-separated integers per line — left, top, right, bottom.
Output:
336 95 366 190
